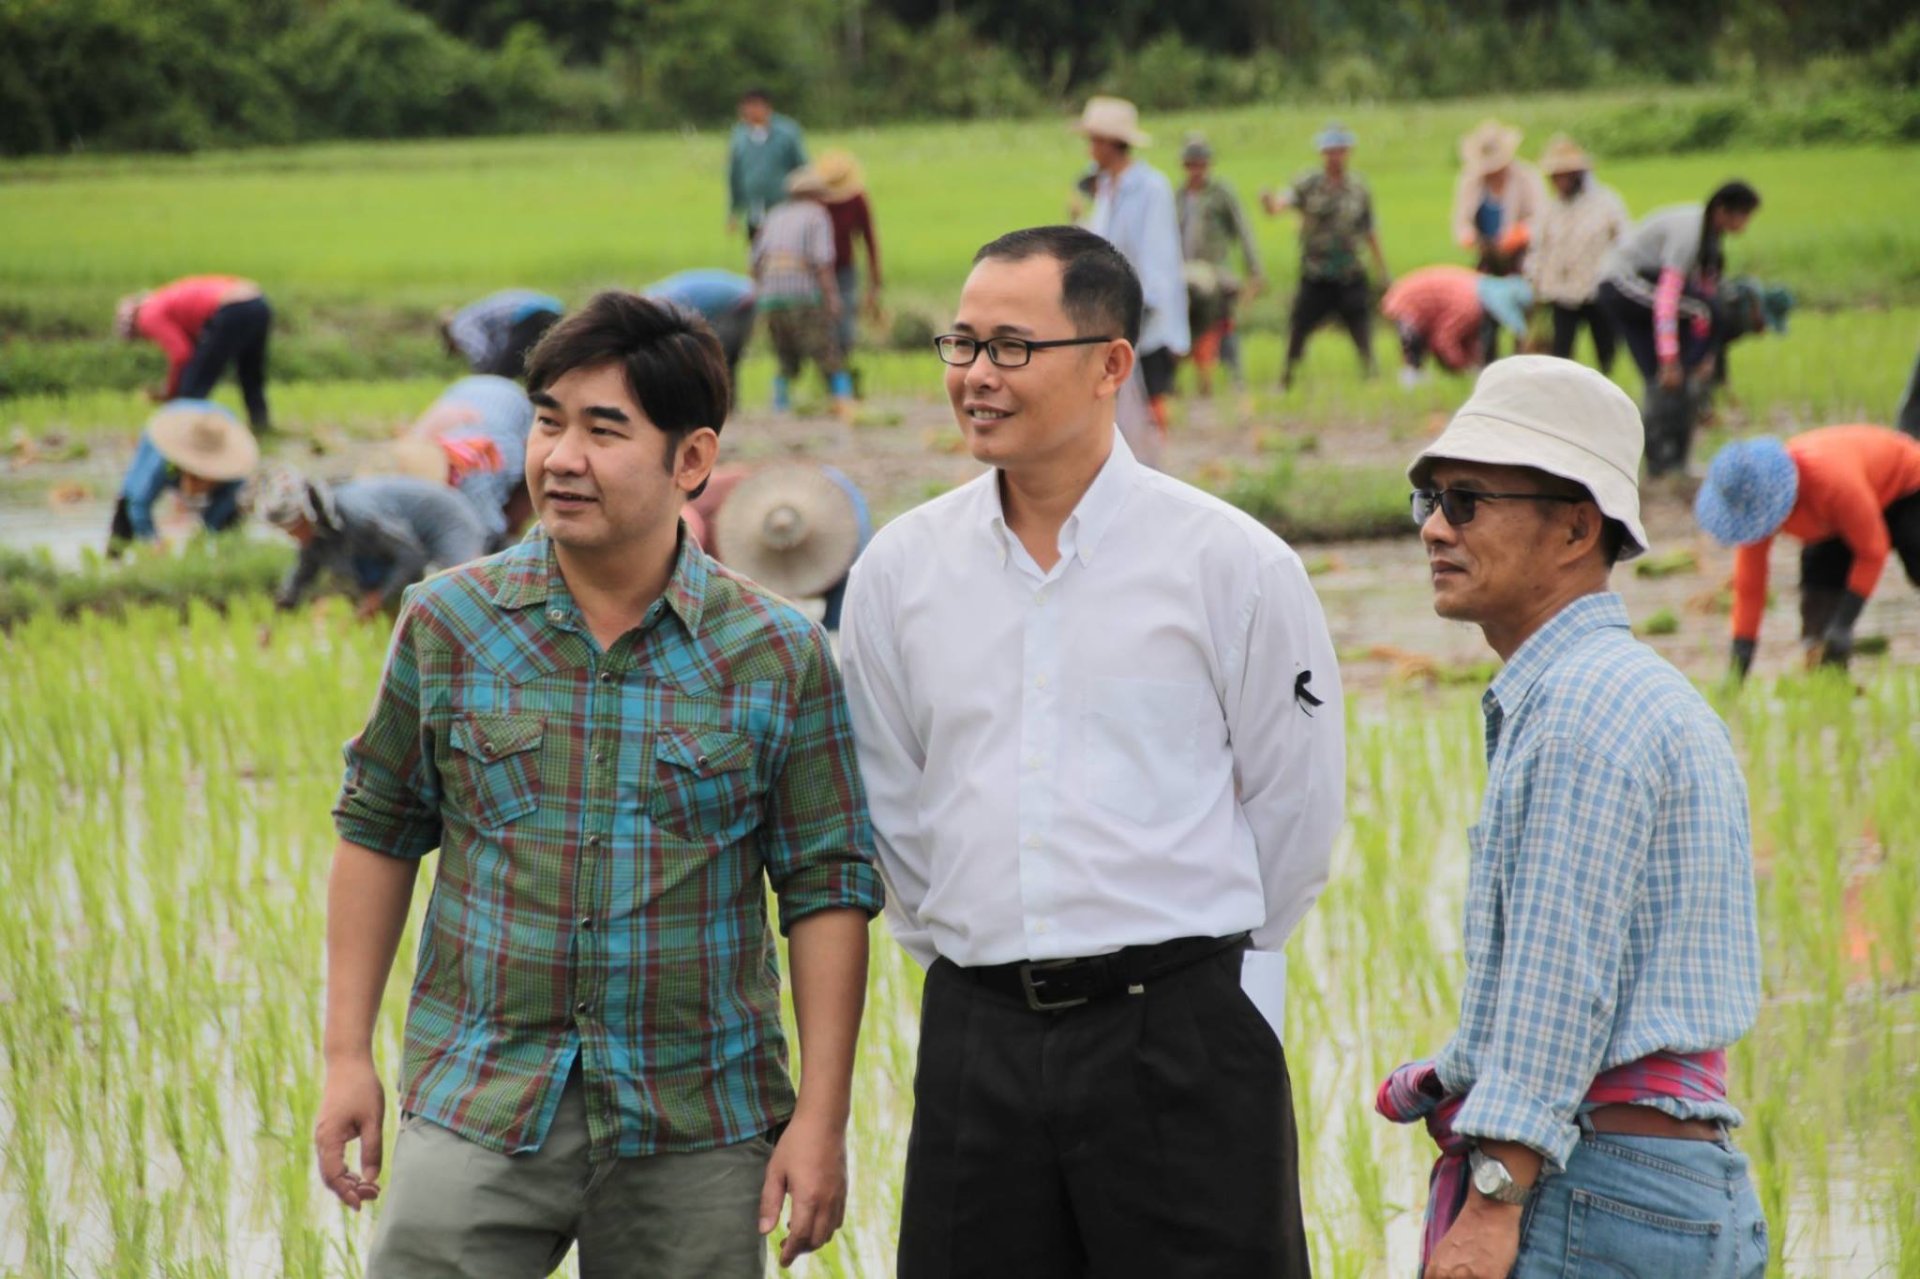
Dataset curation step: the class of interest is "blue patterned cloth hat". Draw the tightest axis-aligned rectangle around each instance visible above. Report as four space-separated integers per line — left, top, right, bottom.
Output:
1695 437 1798 546
1315 122 1356 151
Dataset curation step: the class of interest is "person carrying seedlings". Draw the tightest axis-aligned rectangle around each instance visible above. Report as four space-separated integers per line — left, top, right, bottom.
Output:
752 166 854 419
726 86 808 245
643 269 757 382
439 289 565 380
841 226 1343 1278
1451 120 1544 277
1383 355 1766 1278
108 399 258 553
1697 425 1920 679
815 150 883 360
1261 121 1388 392
390 374 537 552
313 291 883 1277
1079 96 1189 457
1176 132 1264 401
1381 265 1533 383
114 275 274 434
258 470 487 621
1596 181 1763 477
1527 135 1630 376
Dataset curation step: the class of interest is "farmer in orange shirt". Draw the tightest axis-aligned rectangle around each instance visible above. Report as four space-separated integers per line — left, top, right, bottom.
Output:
115 275 273 434
1696 425 1920 677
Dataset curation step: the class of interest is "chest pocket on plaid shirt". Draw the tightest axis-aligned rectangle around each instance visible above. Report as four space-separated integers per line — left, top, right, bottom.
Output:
445 713 544 832
650 727 758 842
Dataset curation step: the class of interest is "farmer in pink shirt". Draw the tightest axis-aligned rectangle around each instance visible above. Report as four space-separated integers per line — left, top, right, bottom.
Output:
115 275 273 433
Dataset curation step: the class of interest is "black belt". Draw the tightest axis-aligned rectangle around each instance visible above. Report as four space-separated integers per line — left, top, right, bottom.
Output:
957 933 1250 1013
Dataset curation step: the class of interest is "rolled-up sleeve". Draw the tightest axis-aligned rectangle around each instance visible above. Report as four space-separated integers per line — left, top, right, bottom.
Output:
1451 738 1653 1169
761 625 885 934
333 593 443 858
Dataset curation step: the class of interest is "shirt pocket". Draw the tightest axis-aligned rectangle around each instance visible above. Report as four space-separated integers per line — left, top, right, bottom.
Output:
1082 676 1219 827
444 712 544 832
649 726 758 843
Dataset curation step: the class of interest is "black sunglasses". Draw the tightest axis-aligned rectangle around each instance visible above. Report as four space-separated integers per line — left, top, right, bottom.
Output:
1410 488 1585 527
933 334 1115 369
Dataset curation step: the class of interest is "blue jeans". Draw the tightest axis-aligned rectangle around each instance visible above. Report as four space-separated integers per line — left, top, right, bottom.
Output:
1513 1118 1767 1279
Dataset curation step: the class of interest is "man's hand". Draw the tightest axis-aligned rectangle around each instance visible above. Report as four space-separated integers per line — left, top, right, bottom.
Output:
1657 360 1684 391
314 1056 386 1211
1425 1194 1524 1279
757 1111 848 1268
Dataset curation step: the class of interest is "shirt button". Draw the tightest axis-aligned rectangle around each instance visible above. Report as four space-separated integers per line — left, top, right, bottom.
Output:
598 670 615 684
1025 755 1042 770
1033 589 1047 604
1035 921 1051 936
548 609 564 622
1024 833 1040 849
579 916 594 930
696 754 710 769
575 1001 590 1015
593 749 608 765
480 740 494 755
1034 675 1049 690
586 834 602 849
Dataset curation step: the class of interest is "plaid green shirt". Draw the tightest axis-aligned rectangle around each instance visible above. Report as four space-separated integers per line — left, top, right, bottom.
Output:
335 531 883 1159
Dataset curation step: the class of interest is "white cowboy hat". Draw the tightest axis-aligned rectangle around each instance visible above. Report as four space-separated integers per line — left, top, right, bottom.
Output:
1460 119 1524 176
713 463 863 599
1072 96 1152 148
1409 355 1649 559
147 400 259 482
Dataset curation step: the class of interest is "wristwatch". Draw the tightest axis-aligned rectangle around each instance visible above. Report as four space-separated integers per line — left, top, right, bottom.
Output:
1468 1147 1533 1205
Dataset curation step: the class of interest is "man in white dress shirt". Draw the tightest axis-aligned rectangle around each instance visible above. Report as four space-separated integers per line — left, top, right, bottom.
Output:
840 225 1344 1277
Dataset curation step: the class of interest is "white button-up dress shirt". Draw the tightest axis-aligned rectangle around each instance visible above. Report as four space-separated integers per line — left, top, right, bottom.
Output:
840 432 1344 1005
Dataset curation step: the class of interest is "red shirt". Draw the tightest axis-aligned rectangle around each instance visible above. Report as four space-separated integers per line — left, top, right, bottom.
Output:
1731 425 1920 640
133 275 251 395
1381 266 1482 371
825 193 881 286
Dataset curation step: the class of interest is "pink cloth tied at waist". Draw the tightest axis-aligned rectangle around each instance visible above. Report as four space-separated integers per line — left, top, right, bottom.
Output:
1375 1048 1727 1269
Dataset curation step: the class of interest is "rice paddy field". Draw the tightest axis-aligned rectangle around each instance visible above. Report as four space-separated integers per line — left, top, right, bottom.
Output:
1 88 1918 1276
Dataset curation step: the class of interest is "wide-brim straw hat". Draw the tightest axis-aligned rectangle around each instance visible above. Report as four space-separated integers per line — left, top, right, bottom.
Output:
784 165 830 198
1072 96 1151 147
1695 437 1798 546
1540 133 1592 176
714 463 863 599
148 399 258 482
1409 355 1649 559
815 149 865 200
362 434 451 485
1461 119 1524 176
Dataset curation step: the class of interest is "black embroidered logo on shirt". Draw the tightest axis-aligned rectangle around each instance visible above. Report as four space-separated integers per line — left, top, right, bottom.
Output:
1294 670 1323 716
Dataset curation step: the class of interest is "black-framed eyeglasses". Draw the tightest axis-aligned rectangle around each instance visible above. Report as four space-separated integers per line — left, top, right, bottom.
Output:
1410 488 1585 528
932 333 1115 369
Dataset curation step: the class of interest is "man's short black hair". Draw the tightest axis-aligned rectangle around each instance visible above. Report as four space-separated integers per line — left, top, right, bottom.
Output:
523 291 730 498
972 225 1143 347
739 87 771 104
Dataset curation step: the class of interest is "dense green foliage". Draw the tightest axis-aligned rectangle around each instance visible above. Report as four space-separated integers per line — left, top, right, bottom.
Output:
2 0 1918 155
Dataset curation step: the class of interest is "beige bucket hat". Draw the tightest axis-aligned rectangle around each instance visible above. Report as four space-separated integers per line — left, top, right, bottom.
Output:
1460 119 1524 176
714 463 863 599
1072 96 1152 148
815 150 865 200
1540 134 1592 176
784 165 830 198
1408 355 1648 559
148 401 259 481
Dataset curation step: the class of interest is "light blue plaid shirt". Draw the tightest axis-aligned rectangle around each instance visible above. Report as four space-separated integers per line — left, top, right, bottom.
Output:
1435 592 1762 1170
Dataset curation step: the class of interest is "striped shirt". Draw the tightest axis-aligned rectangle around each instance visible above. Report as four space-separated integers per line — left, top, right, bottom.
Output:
1434 592 1761 1171
752 201 835 308
334 533 884 1158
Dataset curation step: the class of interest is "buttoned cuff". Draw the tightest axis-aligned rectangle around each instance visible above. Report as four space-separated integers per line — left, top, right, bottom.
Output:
774 861 886 935
1450 1067 1581 1172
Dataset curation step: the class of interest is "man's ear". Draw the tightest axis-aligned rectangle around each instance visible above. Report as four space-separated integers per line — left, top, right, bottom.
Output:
676 427 720 495
1095 339 1138 402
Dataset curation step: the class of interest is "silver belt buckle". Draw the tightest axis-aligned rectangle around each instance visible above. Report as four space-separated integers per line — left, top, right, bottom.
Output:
1020 959 1090 1012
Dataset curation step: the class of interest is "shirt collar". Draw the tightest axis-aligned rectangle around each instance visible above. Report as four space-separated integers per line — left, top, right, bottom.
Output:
1483 591 1631 721
980 429 1139 569
492 524 709 636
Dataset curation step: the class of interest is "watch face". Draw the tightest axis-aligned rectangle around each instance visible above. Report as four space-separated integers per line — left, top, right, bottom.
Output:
1472 1152 1510 1197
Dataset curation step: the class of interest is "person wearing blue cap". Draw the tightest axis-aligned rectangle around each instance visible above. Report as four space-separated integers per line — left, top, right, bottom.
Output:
1697 426 1920 677
1262 122 1390 392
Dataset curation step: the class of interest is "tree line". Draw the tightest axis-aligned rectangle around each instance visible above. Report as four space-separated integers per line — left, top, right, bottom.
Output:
2 0 1917 156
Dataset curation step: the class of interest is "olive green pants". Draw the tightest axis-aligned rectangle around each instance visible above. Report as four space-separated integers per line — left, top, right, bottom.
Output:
366 1073 773 1279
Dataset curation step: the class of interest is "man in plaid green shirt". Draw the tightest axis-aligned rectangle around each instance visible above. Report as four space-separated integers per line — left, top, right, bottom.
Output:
313 291 884 1278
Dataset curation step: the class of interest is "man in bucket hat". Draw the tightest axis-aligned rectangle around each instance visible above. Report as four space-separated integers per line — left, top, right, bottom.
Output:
1175 131 1264 402
1380 356 1765 1279
108 399 258 553
1697 426 1920 678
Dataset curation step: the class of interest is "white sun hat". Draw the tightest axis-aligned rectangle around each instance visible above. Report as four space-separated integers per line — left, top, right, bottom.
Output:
1408 355 1649 559
1072 96 1152 148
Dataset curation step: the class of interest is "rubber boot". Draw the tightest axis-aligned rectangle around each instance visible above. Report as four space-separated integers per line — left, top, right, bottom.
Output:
772 376 792 413
1642 386 1690 477
829 370 856 422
